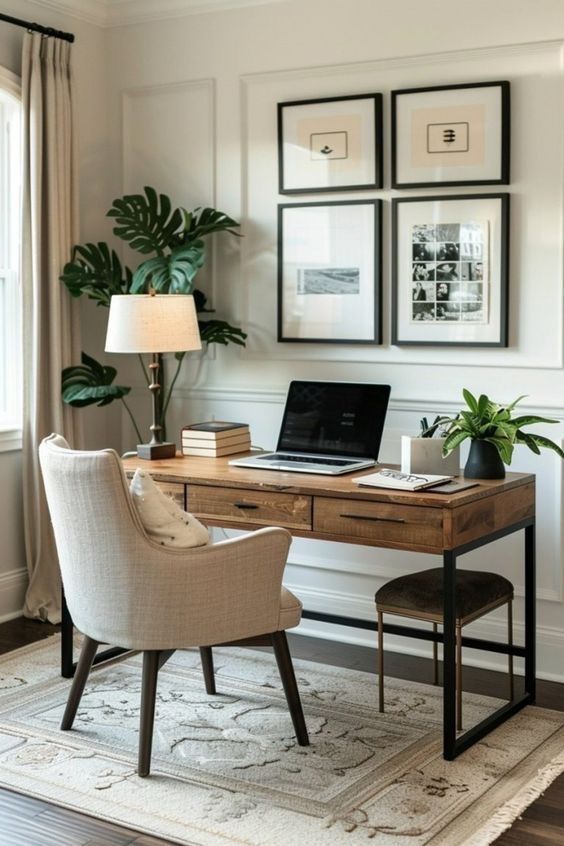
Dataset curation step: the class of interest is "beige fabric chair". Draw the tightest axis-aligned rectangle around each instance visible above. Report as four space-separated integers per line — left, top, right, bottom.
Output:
39 434 309 776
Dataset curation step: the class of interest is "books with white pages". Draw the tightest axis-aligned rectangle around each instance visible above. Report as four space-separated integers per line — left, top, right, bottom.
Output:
181 422 249 441
354 469 452 491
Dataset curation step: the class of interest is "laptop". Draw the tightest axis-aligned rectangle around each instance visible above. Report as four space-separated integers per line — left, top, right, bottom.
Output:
230 381 391 475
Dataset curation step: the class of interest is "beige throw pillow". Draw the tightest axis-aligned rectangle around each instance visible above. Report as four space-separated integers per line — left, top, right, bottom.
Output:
130 468 210 548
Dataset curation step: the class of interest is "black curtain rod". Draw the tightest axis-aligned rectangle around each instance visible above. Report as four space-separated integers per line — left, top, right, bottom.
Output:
0 11 74 43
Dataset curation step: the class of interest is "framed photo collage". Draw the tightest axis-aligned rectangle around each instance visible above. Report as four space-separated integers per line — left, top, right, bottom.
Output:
277 81 510 347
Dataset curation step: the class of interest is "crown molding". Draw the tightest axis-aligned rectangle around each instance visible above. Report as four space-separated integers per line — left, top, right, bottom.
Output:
109 0 285 26
26 0 110 27
29 0 285 27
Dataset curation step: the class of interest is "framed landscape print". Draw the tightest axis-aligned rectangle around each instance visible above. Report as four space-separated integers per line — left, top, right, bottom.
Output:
278 200 381 343
392 81 510 188
392 194 509 347
278 94 383 194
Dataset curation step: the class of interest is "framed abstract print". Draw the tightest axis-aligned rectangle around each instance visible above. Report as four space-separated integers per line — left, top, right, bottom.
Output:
392 81 510 188
278 200 382 344
278 94 383 194
392 194 509 347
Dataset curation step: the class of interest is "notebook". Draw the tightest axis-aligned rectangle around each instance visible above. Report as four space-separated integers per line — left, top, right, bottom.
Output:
229 381 391 475
354 469 452 491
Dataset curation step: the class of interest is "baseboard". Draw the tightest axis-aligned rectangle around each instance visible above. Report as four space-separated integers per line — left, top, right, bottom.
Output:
0 568 27 623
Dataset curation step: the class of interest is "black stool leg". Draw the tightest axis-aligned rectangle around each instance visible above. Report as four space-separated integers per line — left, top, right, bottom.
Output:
61 636 99 730
200 646 216 695
271 631 309 746
432 622 439 686
508 599 514 701
139 651 160 778
377 610 384 712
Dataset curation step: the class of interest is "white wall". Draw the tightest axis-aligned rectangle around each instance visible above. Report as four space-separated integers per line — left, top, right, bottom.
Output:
101 0 564 680
5 0 564 677
0 0 114 617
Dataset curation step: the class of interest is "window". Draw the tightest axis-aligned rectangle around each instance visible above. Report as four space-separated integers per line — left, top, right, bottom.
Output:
0 67 21 447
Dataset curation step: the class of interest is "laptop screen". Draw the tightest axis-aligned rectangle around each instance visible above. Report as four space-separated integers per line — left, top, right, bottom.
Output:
276 381 391 459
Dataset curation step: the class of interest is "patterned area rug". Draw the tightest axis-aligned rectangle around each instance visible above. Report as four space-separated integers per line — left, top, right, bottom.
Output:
0 637 562 846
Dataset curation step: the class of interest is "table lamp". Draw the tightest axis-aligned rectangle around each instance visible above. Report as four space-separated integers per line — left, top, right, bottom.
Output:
105 293 201 460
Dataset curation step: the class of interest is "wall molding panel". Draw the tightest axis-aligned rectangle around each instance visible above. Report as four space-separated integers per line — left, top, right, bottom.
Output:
152 384 564 422
241 41 564 368
114 25 564 683
121 77 217 304
121 78 216 204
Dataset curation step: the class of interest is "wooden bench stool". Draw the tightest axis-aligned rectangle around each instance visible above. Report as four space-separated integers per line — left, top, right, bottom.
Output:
375 568 514 730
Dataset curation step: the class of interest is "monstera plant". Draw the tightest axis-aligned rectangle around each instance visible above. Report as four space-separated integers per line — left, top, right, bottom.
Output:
61 187 246 439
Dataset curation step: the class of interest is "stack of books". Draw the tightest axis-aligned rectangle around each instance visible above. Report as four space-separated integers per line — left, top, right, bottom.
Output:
181 421 251 457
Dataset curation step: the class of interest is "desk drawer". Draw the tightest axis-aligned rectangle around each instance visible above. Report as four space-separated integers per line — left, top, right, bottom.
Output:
187 485 312 529
313 497 442 548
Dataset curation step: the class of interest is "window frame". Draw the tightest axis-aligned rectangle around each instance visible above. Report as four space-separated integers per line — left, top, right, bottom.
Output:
0 65 22 452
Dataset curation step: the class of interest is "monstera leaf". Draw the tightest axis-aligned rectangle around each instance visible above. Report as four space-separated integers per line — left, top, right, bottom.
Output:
62 352 131 407
107 186 182 255
177 206 241 246
60 243 131 307
199 319 247 346
131 242 205 294
191 290 246 347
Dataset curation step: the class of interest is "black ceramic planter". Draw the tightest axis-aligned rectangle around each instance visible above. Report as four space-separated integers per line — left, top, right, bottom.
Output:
464 439 506 479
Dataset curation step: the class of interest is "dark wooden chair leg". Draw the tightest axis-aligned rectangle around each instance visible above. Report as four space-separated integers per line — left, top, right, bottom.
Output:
271 631 309 746
61 636 99 730
199 646 216 695
138 651 161 778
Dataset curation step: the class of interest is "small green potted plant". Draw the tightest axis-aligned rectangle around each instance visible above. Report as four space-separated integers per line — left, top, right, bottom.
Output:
401 416 460 476
440 390 564 479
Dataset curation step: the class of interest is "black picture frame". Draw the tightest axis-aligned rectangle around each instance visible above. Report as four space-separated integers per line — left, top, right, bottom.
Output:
277 199 382 345
392 192 510 347
391 80 511 189
277 93 383 194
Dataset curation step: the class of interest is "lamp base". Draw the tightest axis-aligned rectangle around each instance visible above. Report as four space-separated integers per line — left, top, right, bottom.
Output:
136 441 177 460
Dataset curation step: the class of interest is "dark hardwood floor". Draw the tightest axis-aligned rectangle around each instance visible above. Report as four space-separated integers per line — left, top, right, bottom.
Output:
0 618 561 845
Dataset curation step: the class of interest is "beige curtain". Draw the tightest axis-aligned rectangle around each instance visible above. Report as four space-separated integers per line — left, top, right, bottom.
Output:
21 33 82 622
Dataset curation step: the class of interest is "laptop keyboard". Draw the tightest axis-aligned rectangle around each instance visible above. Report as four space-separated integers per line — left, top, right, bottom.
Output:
261 454 357 466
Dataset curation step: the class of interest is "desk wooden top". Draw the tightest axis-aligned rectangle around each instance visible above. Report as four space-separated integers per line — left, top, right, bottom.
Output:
122 453 534 510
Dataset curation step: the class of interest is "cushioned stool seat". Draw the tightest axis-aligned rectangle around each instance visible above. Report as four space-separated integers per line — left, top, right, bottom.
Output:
376 568 513 623
375 567 514 731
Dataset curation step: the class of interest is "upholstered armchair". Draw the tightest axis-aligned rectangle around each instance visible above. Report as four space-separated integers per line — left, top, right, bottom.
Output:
39 434 309 776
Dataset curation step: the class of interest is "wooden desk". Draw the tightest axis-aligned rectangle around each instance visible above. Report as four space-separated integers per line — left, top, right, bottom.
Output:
70 455 537 760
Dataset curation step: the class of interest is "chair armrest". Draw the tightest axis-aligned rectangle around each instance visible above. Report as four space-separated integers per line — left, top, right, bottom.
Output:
87 527 293 651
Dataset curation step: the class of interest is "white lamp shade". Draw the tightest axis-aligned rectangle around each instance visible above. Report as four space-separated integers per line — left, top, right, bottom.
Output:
105 294 202 354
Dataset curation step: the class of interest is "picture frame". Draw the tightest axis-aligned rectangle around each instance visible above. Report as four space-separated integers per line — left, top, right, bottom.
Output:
278 200 382 344
391 81 510 188
278 94 383 194
392 193 509 347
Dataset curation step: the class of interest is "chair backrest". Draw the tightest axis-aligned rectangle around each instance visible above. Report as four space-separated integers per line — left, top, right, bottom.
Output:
39 434 150 638
39 434 291 650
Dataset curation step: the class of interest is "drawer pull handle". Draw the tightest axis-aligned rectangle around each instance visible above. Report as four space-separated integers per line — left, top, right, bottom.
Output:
340 513 406 524
234 502 259 510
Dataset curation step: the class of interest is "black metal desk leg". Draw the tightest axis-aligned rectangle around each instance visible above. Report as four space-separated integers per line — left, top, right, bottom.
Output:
443 550 457 760
61 586 74 678
525 521 536 701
